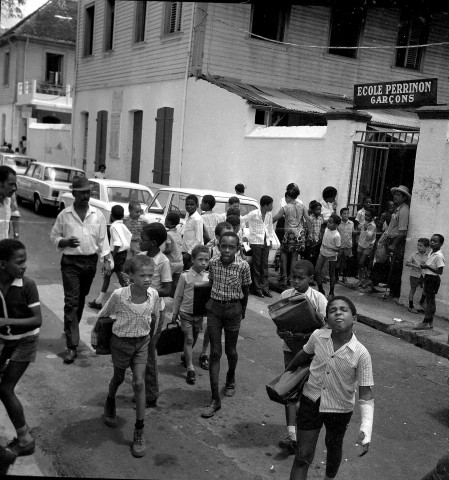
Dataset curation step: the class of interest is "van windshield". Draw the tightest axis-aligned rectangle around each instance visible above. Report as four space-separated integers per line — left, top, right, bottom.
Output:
213 201 257 217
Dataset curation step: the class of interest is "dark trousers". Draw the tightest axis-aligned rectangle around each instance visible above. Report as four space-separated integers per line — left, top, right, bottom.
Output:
61 254 98 349
250 242 270 293
424 274 441 323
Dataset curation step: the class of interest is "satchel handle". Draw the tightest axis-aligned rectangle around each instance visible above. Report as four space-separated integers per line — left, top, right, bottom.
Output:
288 295 305 304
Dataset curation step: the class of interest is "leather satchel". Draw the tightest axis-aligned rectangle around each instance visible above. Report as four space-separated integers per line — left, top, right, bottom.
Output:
156 320 185 356
91 316 115 355
266 362 311 405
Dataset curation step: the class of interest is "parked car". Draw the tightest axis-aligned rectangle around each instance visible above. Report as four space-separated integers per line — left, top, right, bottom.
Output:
58 179 154 223
0 153 36 175
16 162 85 213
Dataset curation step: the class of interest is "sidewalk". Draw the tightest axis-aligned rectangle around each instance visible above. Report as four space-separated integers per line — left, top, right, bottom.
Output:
268 271 449 361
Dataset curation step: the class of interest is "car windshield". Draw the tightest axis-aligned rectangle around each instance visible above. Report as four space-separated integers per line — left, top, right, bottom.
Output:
147 191 170 214
44 167 84 182
107 187 152 204
3 156 33 168
213 201 257 216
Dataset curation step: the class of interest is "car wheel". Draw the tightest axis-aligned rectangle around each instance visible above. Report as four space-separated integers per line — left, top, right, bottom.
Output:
34 196 42 214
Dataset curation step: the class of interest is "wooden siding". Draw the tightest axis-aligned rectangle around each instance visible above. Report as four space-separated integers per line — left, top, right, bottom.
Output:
200 4 449 104
76 0 194 91
0 43 19 105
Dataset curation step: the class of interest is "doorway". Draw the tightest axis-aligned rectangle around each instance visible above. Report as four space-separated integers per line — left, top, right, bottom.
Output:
130 110 143 183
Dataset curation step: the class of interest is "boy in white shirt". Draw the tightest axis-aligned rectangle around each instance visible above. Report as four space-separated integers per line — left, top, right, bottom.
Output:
89 205 132 309
405 238 429 313
181 195 204 270
315 214 341 299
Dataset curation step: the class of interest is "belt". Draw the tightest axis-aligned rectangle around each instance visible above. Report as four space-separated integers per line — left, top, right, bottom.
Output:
0 328 40 340
63 253 98 259
211 298 241 304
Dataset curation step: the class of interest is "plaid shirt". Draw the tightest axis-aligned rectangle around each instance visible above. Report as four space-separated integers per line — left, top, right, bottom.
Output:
308 214 323 243
97 286 160 338
202 211 222 240
209 255 251 301
123 215 149 253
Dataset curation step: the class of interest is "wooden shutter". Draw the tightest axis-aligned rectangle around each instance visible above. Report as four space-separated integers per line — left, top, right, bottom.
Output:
153 107 174 185
95 110 108 171
131 110 143 183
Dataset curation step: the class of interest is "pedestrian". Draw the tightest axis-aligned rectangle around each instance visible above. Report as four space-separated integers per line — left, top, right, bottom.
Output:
123 200 149 259
414 234 445 330
0 239 41 461
50 175 111 364
201 194 222 243
355 209 376 289
162 212 183 275
94 164 106 179
139 223 172 407
287 296 374 480
88 205 132 309
181 194 204 270
320 186 338 225
20 136 26 155
172 245 211 385
404 238 429 314
201 231 251 418
305 200 323 266
235 183 245 195
276 260 327 455
242 195 274 298
336 207 354 283
99 255 160 458
354 197 372 230
272 185 310 286
0 166 20 241
315 214 341 299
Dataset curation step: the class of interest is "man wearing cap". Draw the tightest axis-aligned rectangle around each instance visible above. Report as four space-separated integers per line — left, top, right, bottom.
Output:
51 175 111 364
382 185 411 298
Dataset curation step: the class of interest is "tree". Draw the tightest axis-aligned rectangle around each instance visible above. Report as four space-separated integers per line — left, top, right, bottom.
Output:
1 0 25 23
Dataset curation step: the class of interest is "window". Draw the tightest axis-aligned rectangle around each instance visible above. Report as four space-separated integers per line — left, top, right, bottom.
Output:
26 164 36 177
83 5 95 56
328 5 366 58
170 193 188 219
148 191 170 214
90 182 100 199
46 53 63 85
250 4 289 42
395 11 429 70
104 0 115 51
32 165 43 179
164 2 182 34
134 1 147 43
3 52 10 85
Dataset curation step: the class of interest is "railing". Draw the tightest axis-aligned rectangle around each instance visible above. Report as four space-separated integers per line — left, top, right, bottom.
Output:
17 80 72 99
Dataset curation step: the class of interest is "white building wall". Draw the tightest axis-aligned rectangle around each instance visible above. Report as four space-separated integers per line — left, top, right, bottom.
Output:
72 79 185 186
27 120 72 165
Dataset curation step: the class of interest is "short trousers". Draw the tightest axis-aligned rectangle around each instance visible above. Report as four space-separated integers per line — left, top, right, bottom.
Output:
283 350 295 369
357 245 373 256
409 275 423 289
180 312 204 333
206 299 242 332
424 274 441 296
339 248 352 257
297 395 352 432
0 334 39 363
110 333 150 370
111 250 127 274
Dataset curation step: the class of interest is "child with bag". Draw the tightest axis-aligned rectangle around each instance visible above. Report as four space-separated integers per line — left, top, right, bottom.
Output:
98 255 160 458
276 260 327 454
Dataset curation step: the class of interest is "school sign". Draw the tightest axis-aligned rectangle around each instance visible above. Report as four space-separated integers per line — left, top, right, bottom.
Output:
353 78 438 108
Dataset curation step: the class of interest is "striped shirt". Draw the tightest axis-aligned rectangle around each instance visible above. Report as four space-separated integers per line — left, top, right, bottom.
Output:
242 209 275 245
209 255 252 301
202 211 222 240
123 215 149 254
172 268 209 315
308 214 323 243
338 220 354 249
98 286 160 338
303 329 374 413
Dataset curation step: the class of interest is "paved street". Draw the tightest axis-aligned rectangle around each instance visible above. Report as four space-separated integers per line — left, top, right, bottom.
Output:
2 206 449 479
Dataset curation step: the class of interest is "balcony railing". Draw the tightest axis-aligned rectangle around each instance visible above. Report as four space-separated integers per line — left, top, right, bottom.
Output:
17 80 72 106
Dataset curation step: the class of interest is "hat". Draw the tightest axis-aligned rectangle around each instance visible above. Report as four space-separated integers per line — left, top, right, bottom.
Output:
390 185 411 199
70 175 92 191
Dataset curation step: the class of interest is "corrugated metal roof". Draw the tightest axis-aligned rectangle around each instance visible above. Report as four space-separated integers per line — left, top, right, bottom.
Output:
199 75 420 130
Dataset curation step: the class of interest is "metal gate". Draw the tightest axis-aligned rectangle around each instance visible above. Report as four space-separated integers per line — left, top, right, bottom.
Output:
347 130 419 216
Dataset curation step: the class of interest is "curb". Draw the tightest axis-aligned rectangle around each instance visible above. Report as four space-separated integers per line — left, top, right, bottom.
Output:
268 277 449 361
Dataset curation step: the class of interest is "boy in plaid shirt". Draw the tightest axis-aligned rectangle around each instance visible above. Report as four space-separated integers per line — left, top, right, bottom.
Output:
201 231 251 418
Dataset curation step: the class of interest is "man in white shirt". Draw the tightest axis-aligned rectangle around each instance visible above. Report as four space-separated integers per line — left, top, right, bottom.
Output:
94 164 106 179
181 194 204 270
50 175 111 364
243 195 275 298
0 166 20 240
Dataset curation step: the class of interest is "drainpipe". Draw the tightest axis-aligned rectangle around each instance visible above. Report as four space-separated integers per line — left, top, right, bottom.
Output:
23 37 28 143
178 2 195 187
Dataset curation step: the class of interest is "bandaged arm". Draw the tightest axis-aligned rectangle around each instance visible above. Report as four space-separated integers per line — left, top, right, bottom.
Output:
359 398 374 445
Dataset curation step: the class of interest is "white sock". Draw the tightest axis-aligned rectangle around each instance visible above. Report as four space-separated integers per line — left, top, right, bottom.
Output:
287 426 296 439
97 292 106 303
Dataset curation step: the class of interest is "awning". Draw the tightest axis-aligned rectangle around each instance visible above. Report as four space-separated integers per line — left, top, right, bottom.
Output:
199 75 420 130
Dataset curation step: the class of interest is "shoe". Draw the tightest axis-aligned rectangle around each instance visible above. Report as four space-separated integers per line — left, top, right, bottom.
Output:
279 435 297 454
408 307 419 314
414 322 433 330
186 370 196 385
201 400 221 418
224 383 236 397
254 291 265 298
63 348 77 364
88 300 103 310
6 438 35 457
131 428 146 458
103 398 118 427
199 354 209 370
180 354 187 368
0 445 17 465
262 290 273 298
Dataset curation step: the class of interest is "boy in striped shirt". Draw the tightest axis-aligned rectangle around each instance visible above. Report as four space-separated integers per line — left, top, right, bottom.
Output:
287 296 374 480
